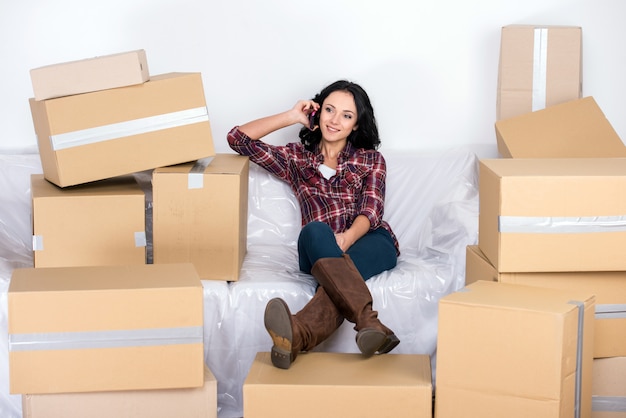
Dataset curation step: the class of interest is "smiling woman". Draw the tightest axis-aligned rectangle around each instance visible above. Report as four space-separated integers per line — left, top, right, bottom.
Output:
227 79 400 369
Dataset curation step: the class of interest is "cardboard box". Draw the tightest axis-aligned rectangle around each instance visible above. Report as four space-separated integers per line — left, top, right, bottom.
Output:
495 96 626 158
435 280 595 418
152 154 249 281
496 25 582 121
8 263 204 394
244 352 432 418
479 157 626 272
30 50 150 101
21 366 217 418
466 245 626 358
592 357 626 418
31 174 146 267
29 72 215 187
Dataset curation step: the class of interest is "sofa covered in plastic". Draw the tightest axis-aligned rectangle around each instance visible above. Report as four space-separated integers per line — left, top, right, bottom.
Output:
0 147 481 418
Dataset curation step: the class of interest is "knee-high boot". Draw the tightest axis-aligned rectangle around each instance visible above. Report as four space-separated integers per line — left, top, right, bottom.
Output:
264 286 344 369
311 254 400 357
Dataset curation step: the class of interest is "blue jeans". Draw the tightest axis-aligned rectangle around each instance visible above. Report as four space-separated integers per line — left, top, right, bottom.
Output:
297 221 398 280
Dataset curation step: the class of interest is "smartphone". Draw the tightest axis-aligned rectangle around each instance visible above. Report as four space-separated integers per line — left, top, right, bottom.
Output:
308 111 317 131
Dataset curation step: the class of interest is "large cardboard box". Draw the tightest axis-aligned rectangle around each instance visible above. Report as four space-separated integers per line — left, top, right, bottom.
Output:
479 157 626 272
8 263 204 394
21 366 217 418
244 352 432 418
435 280 595 418
466 245 626 358
152 154 249 281
495 96 626 158
29 72 215 187
496 25 582 121
592 357 626 418
30 50 150 101
31 174 146 267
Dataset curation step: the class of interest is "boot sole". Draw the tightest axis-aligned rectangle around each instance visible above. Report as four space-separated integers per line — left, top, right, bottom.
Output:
264 298 295 369
378 334 400 354
356 328 387 357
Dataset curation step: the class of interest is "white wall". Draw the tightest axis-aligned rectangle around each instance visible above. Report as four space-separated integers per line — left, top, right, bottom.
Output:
1 0 624 153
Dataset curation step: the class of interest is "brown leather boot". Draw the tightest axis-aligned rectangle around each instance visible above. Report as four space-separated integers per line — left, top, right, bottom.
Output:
264 287 344 369
311 254 400 357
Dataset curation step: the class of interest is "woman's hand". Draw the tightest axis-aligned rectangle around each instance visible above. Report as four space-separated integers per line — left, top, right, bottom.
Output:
290 100 320 128
335 215 371 253
334 232 351 253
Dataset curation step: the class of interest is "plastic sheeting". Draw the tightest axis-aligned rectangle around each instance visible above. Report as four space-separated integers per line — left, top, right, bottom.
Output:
0 148 480 418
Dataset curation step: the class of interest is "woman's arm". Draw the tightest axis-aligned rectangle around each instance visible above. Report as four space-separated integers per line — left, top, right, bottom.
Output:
238 100 319 140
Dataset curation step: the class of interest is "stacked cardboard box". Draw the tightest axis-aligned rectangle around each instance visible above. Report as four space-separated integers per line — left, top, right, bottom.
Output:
8 263 214 416
243 352 433 417
152 154 249 281
31 173 147 267
14 49 244 416
462 92 626 417
496 25 582 122
435 281 595 418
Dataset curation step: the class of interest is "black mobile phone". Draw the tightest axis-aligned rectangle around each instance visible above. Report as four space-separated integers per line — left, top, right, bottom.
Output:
308 111 317 131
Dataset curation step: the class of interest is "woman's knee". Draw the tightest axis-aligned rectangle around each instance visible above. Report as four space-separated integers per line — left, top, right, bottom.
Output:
299 221 333 242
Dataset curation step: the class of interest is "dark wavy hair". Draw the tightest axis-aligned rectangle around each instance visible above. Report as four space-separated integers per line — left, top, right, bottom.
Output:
299 80 381 151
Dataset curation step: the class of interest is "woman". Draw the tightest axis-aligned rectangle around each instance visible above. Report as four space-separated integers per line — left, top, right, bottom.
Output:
227 80 400 369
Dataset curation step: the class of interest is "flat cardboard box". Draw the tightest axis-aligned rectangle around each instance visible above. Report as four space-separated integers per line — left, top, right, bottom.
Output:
8 263 204 394
495 96 626 158
479 157 626 272
21 366 217 418
496 25 582 121
435 280 595 418
30 50 150 101
29 72 215 187
152 154 249 281
244 352 432 418
592 357 626 418
31 174 146 267
466 245 626 358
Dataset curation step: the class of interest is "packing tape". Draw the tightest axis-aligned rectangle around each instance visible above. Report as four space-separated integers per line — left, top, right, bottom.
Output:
532 27 548 111
595 304 626 319
592 396 626 412
568 300 585 418
50 107 209 151
9 326 203 352
499 215 626 234
188 157 214 189
32 235 44 251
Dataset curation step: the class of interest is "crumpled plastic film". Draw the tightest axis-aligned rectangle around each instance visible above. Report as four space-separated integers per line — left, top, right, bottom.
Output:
0 154 42 271
0 147 481 418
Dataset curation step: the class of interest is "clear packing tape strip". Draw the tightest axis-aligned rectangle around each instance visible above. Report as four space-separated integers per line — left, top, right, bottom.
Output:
50 107 209 151
499 215 626 234
8 326 203 351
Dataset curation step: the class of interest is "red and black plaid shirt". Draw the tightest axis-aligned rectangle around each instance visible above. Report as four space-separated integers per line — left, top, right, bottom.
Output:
227 126 399 255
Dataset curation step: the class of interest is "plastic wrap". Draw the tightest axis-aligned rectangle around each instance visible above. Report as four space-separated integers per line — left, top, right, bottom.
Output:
0 148 480 418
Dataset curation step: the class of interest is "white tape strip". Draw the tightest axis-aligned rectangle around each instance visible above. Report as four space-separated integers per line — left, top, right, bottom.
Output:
499 215 626 234
593 396 626 412
188 157 214 189
32 235 44 251
532 27 548 111
9 326 203 351
595 304 626 319
134 231 147 247
50 107 209 151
